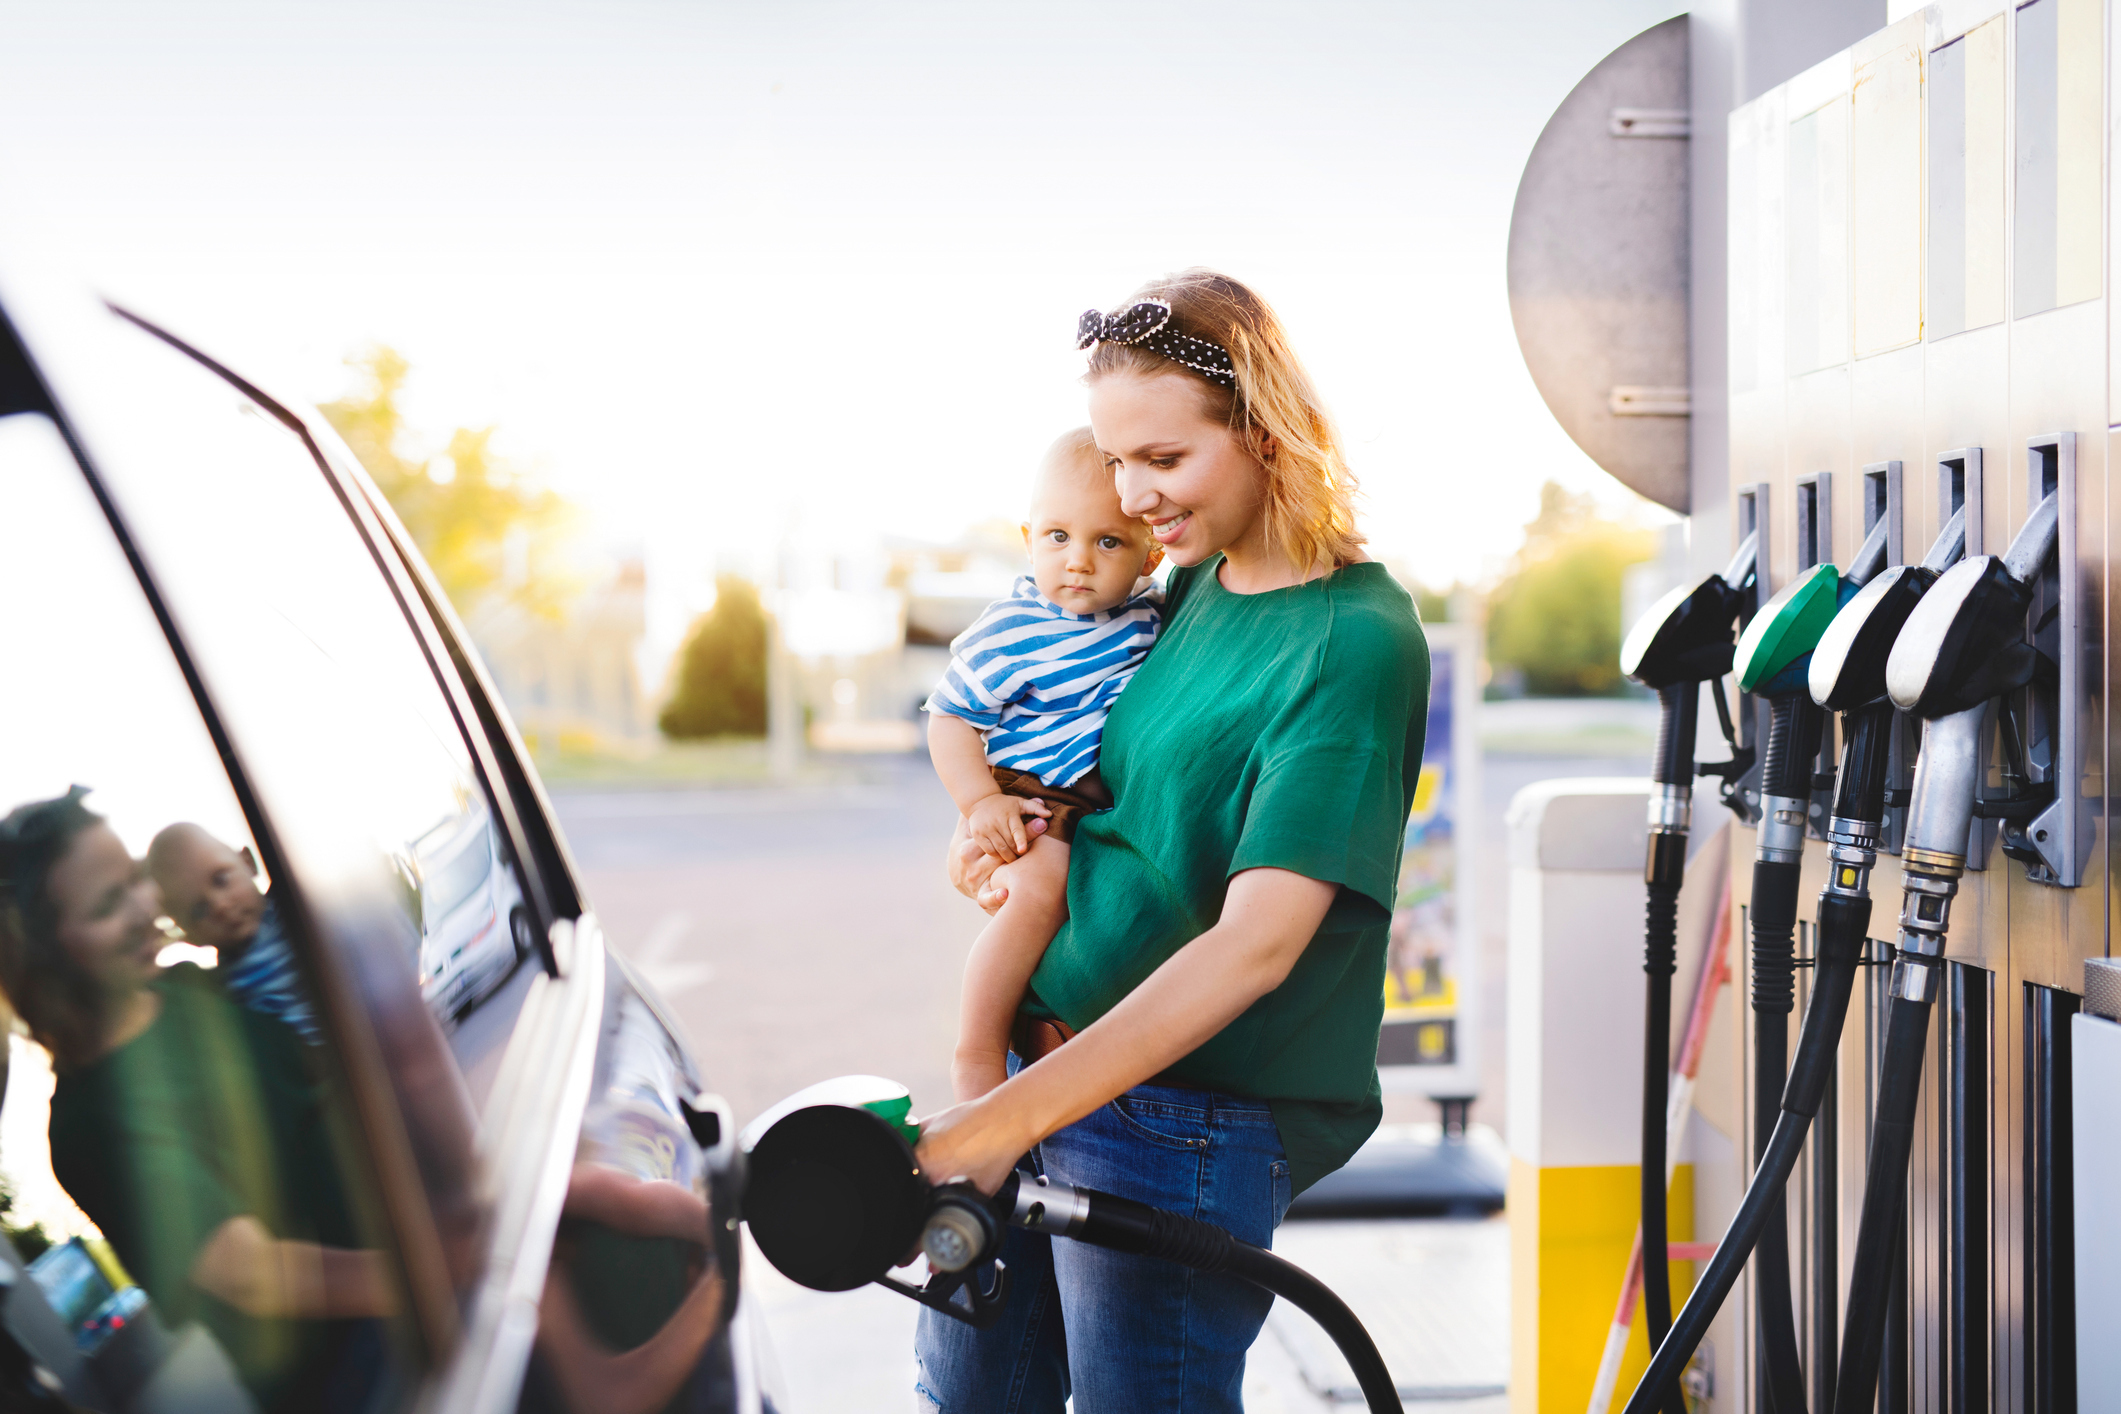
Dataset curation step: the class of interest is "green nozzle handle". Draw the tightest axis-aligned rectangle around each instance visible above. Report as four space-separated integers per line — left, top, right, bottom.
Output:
1735 563 1841 693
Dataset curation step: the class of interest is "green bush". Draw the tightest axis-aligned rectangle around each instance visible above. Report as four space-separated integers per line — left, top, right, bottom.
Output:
1486 482 1653 696
660 576 769 739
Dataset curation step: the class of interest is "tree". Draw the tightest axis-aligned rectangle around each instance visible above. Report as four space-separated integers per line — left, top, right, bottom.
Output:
319 347 575 617
1485 481 1654 696
660 576 769 739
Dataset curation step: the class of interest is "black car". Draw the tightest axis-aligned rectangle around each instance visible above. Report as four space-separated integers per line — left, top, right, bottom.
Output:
0 271 779 1412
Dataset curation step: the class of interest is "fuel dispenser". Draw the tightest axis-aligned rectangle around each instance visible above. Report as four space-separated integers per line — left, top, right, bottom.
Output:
1618 507 1970 1414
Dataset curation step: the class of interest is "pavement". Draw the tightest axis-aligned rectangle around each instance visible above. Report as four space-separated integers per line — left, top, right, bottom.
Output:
548 695 1657 1412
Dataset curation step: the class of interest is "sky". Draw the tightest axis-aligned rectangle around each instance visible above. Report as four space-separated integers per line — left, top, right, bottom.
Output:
0 0 1682 654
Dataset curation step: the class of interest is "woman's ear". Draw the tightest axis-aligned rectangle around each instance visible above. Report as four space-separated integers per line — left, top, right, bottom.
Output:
1251 425 1279 463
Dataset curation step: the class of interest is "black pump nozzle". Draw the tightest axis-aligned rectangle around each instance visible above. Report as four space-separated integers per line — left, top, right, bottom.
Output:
741 1083 1404 1412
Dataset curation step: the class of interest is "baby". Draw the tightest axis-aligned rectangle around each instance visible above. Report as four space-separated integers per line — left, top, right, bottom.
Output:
925 427 1162 1102
147 823 323 1045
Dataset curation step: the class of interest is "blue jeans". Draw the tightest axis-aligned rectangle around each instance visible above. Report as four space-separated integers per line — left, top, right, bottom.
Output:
914 1062 1293 1413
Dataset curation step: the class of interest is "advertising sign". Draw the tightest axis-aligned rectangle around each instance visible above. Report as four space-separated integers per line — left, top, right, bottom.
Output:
1377 621 1479 1099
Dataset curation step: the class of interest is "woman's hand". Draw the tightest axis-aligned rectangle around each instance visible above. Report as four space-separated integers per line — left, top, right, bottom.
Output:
946 816 1046 914
914 1092 1037 1196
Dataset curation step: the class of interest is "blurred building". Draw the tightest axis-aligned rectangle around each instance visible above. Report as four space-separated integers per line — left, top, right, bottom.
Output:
470 557 652 752
775 528 1027 753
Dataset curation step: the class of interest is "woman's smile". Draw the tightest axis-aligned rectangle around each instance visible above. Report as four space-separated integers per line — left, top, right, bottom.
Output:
1148 510 1193 545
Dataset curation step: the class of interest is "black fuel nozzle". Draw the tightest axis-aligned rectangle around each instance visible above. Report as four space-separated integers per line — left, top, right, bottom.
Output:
1620 532 1755 692
740 1080 1014 1329
1885 493 2056 720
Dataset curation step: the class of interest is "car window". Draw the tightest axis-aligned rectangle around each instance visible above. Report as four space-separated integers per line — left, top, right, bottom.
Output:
0 411 410 1410
48 308 564 1299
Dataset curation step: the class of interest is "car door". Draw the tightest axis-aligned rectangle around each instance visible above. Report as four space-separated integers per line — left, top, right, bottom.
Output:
0 270 763 1412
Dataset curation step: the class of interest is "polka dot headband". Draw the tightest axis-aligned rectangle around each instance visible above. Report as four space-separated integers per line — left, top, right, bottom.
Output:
1075 299 1237 389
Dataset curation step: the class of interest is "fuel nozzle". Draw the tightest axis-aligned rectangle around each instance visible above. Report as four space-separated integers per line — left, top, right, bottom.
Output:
741 1079 1013 1328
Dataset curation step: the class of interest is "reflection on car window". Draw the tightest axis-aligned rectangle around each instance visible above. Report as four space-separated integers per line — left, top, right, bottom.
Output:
68 325 541 1097
0 413 400 1411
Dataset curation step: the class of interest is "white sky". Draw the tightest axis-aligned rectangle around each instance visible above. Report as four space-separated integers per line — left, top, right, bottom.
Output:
1 0 1681 641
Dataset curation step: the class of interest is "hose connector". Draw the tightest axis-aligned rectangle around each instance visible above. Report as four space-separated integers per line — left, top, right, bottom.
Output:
1824 815 1880 899
1895 858 1961 990
1891 954 1943 1001
1758 793 1808 864
1647 782 1693 835
1010 1173 1090 1238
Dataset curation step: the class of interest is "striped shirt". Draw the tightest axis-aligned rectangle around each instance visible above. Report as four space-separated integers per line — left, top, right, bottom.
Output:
223 897 324 1045
924 575 1161 789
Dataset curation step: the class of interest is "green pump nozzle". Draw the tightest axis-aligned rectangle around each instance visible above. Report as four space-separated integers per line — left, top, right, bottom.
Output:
1734 563 1842 694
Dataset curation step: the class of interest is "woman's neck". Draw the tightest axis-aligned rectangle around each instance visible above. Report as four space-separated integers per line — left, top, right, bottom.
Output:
77 987 160 1068
1215 519 1319 595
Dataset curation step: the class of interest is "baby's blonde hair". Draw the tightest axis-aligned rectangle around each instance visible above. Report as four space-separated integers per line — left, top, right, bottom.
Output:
1085 269 1364 575
1042 425 1104 477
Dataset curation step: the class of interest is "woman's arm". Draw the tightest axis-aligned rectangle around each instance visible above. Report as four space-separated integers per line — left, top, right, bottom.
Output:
189 1214 396 1319
914 865 1338 1192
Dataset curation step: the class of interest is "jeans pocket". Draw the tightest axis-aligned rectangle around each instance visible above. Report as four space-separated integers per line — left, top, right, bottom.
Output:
1270 1159 1292 1227
1106 1094 1210 1151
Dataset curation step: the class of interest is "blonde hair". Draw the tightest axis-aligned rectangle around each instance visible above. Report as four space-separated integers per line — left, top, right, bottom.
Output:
1041 425 1104 477
1084 269 1364 574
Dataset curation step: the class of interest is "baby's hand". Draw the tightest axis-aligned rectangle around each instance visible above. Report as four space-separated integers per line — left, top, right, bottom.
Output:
966 793 1049 862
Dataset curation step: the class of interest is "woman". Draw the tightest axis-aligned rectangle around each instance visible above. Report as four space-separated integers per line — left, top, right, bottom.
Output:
913 270 1429 1411
0 789 391 1411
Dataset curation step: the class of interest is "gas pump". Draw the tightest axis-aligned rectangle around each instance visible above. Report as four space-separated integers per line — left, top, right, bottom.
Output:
740 1078 1404 1414
1615 533 1757 1381
1618 507 1968 1414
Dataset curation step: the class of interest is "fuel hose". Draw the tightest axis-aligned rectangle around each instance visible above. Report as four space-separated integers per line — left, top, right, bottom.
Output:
1750 690 1822 1414
1639 680 1695 1392
745 1087 1407 1414
1826 707 1981 1414
1620 885 1868 1414
1007 1174 1401 1413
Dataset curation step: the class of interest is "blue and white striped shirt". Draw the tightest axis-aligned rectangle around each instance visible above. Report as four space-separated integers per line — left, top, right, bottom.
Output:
224 898 324 1045
924 576 1161 789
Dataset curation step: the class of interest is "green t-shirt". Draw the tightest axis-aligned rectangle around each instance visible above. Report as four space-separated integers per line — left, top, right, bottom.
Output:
49 965 360 1410
1026 556 1430 1194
